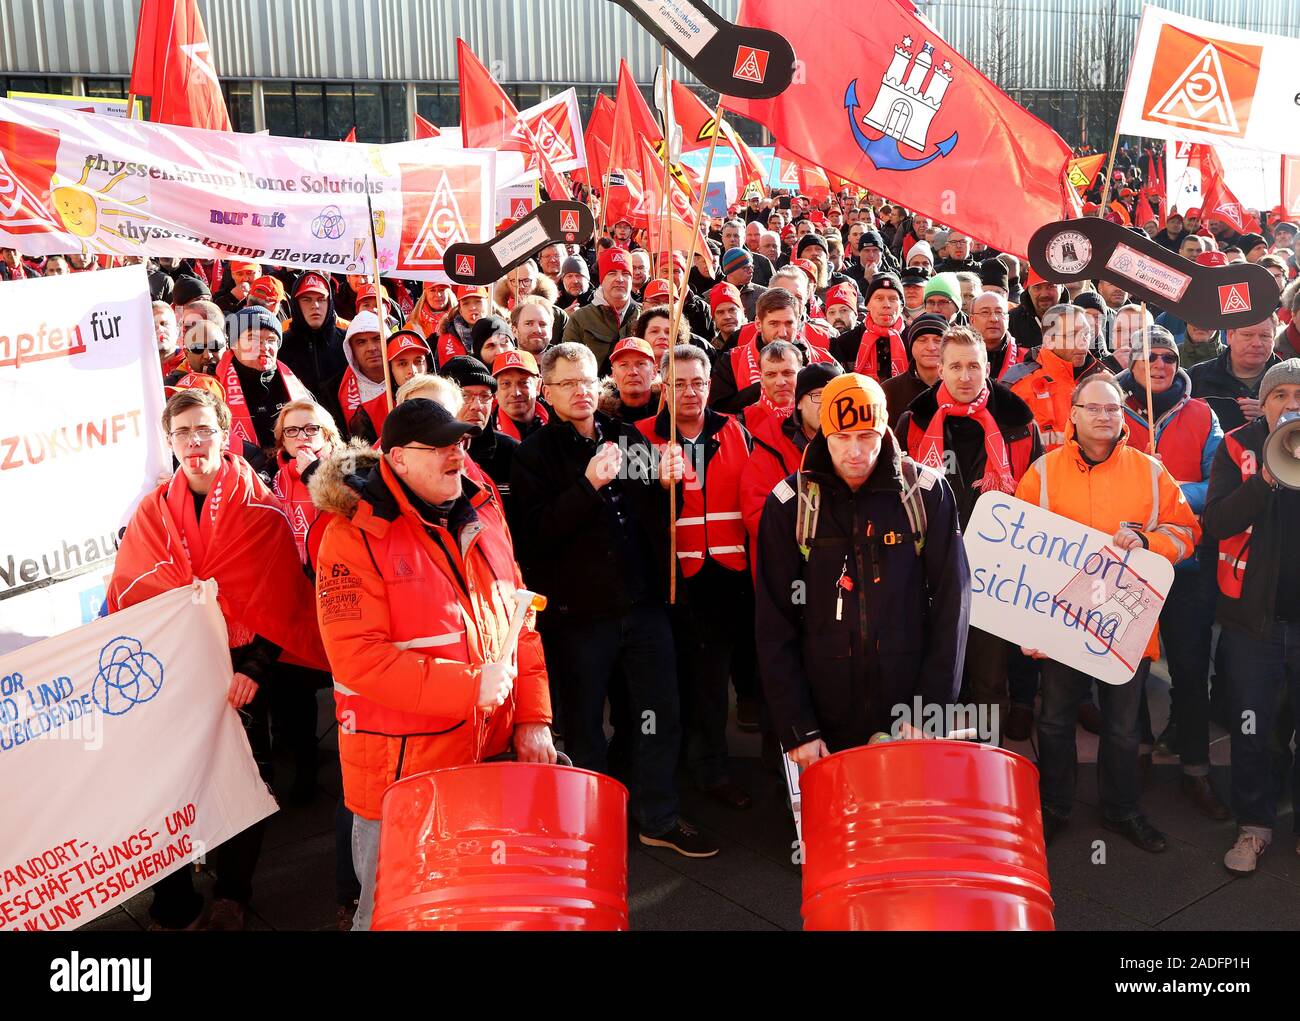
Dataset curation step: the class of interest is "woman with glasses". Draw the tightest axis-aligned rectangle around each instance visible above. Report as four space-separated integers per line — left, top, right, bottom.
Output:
107 389 328 930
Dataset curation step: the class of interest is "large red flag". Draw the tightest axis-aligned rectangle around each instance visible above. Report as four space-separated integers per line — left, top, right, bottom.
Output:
1189 145 1262 234
638 136 708 259
670 80 765 191
574 92 614 189
457 39 570 199
724 0 1072 256
604 61 662 228
130 0 231 131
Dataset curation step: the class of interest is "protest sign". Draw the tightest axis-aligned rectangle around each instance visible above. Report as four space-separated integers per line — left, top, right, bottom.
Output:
0 580 278 931
0 97 496 281
0 266 168 655
1117 6 1300 156
6 91 141 120
1165 140 1280 215
963 493 1174 685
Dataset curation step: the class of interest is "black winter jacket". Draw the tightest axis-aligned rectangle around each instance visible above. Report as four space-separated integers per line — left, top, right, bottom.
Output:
754 430 970 752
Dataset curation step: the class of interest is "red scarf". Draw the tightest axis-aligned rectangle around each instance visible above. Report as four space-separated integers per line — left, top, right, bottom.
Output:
272 451 320 564
337 366 390 442
215 351 310 452
494 401 549 441
108 452 327 669
915 383 1016 495
853 316 908 380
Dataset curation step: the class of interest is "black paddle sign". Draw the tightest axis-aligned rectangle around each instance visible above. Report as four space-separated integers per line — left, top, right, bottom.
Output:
443 201 595 285
608 0 796 99
1027 218 1281 330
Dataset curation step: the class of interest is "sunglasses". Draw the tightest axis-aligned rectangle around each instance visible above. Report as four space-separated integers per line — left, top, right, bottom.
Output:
1146 352 1179 365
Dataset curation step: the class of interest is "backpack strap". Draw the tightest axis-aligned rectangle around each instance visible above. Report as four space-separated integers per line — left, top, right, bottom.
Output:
898 458 929 555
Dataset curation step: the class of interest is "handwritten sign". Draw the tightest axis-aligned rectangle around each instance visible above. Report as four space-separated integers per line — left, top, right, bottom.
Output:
0 267 168 654
0 581 277 930
963 493 1174 684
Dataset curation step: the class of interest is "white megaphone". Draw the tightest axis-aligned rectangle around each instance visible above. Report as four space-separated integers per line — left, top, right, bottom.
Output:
1263 411 1300 490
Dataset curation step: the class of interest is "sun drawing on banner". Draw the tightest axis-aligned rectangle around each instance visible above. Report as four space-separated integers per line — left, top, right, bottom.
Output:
49 162 150 257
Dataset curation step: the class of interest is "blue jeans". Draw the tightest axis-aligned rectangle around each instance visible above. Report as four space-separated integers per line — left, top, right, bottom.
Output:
350 814 381 932
1038 659 1149 822
1160 567 1218 772
542 602 682 835
1221 623 1300 838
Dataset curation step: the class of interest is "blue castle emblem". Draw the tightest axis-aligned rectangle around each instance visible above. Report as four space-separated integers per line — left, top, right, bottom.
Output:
845 36 959 172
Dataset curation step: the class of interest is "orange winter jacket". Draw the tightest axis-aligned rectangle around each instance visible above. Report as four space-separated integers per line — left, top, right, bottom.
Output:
312 455 551 820
1007 347 1104 451
1014 423 1202 661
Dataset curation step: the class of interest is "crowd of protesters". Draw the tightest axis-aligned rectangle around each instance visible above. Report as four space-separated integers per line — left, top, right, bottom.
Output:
5 166 1300 930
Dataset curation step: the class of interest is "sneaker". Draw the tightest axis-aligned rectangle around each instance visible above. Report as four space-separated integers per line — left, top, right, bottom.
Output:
1005 705 1034 743
1153 724 1178 758
204 898 246 931
639 819 720 858
1102 814 1167 853
1224 831 1268 876
1181 774 1230 821
735 698 760 733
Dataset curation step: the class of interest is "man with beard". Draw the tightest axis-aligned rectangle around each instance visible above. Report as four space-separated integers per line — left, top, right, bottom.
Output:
563 248 642 371
709 282 747 353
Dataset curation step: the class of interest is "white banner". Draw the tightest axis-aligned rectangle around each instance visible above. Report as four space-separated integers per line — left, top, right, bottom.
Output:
0 97 497 281
1165 141 1280 214
1117 6 1300 155
963 493 1174 686
0 267 168 655
6 91 141 120
0 581 278 931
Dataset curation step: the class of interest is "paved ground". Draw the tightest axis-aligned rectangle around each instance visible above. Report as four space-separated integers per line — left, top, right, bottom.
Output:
81 661 1300 932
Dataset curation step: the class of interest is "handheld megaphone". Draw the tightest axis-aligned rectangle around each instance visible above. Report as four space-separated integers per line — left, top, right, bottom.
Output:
1263 411 1300 490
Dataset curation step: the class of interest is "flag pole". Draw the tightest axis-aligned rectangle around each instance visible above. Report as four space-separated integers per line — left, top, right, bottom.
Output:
657 46 672 288
1140 304 1155 456
365 178 395 412
664 101 724 605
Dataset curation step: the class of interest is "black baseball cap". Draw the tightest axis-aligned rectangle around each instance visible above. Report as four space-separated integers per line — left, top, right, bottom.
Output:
381 398 480 450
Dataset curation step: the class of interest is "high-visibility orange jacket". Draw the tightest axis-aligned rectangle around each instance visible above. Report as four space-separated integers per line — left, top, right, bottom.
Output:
312 455 551 820
1006 347 1104 451
1015 423 1202 661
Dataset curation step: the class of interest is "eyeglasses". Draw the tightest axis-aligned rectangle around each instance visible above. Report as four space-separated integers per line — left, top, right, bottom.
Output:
169 426 221 443
461 392 496 406
1146 353 1179 365
671 380 708 394
547 377 598 393
283 424 323 439
186 342 223 354
1073 403 1123 418
971 309 1006 318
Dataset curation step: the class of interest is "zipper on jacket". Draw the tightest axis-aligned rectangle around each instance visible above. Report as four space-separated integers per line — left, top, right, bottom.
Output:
394 735 408 783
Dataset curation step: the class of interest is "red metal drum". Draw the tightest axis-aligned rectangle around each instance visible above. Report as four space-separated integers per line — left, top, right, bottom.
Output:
372 762 629 931
800 740 1053 931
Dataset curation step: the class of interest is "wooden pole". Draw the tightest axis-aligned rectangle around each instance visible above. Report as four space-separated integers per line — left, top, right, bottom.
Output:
1097 129 1123 217
1140 303 1155 456
664 103 724 604
365 179 395 412
657 46 672 287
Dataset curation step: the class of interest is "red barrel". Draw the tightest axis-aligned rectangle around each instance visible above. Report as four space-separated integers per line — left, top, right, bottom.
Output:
372 763 628 931
800 740 1053 931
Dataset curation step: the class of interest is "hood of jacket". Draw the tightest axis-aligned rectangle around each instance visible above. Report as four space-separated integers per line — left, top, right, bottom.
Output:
308 439 380 519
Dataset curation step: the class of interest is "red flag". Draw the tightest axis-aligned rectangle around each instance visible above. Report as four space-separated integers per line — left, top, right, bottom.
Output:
130 0 231 131
724 0 1072 256
457 39 570 200
604 61 662 229
639 136 704 256
342 127 356 143
775 146 832 203
414 114 440 139
574 92 614 188
1189 144 1262 234
670 80 765 190
1135 189 1156 228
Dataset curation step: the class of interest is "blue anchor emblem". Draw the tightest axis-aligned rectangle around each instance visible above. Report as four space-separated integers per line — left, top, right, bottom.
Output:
844 79 958 172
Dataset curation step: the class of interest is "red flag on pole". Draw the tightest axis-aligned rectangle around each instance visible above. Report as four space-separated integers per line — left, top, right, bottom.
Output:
342 127 357 143
723 0 1072 256
670 80 765 191
414 114 440 139
457 39 570 199
1189 144 1262 234
574 92 614 189
130 0 231 130
604 61 662 229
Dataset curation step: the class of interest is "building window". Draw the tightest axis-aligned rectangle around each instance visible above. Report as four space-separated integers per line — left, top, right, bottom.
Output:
84 78 127 99
221 81 254 133
264 81 405 142
1 75 74 98
414 83 459 134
